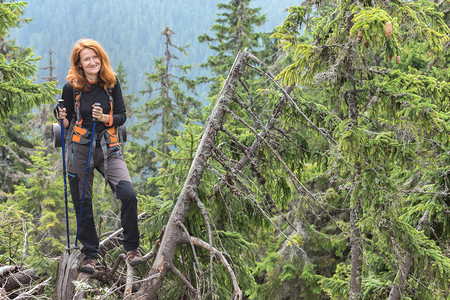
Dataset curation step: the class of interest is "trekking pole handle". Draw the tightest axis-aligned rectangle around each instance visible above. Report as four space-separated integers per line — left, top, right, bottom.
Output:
56 99 64 119
92 102 101 121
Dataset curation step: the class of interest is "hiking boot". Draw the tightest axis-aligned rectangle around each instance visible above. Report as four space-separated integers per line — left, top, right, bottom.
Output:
127 249 143 266
80 258 97 273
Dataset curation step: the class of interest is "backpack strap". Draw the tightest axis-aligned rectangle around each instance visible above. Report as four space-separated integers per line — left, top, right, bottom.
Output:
73 88 83 126
104 88 114 127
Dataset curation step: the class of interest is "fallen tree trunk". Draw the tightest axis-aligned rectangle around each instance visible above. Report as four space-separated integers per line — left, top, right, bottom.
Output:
3 268 39 292
133 50 250 300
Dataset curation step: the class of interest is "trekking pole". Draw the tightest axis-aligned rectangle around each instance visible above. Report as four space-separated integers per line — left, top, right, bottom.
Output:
57 99 71 251
74 103 101 247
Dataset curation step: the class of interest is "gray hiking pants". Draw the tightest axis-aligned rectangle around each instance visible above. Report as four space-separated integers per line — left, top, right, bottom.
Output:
67 141 139 259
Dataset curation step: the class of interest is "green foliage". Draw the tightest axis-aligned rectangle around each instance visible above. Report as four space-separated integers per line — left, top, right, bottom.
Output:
0 1 25 36
0 1 58 201
318 263 350 300
361 276 391 300
0 203 33 264
9 143 68 256
0 2 58 124
261 0 450 299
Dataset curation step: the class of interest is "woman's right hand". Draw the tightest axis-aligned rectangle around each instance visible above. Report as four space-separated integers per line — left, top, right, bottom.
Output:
56 107 67 120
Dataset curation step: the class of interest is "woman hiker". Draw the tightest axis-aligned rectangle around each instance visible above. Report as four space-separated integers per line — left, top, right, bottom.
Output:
56 38 143 273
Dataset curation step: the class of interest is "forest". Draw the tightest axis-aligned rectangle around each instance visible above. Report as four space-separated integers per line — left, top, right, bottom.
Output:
0 0 449 299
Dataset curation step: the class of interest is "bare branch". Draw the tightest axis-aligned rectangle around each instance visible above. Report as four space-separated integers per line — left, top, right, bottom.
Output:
3 269 39 292
190 190 216 297
189 237 242 300
176 220 203 296
99 212 147 254
212 147 308 256
14 277 52 300
20 221 28 267
0 266 16 277
2 144 35 169
108 253 126 277
0 288 9 300
226 107 317 202
237 78 259 129
169 264 199 299
142 239 160 263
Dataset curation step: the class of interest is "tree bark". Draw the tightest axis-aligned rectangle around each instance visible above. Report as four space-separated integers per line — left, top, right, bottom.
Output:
54 249 83 300
349 204 363 300
388 211 429 300
348 88 363 300
134 50 250 300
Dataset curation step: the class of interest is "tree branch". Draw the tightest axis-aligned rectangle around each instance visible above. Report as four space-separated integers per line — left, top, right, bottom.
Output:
211 147 308 257
189 236 242 300
169 264 199 299
14 277 51 300
247 52 337 147
124 260 134 300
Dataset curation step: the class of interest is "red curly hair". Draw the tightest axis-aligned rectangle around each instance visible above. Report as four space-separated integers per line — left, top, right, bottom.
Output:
66 39 116 92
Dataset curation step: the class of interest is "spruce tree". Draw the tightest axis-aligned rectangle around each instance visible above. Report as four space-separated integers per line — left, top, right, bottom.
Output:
0 1 58 197
198 0 267 97
258 0 450 299
133 27 202 157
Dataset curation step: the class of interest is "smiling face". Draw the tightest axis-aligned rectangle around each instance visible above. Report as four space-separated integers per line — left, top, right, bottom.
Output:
79 48 101 82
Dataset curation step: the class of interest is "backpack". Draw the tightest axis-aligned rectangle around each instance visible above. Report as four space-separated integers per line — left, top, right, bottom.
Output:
71 87 127 146
51 87 127 148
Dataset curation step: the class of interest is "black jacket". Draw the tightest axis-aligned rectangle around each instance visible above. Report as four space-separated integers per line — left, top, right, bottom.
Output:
61 79 126 134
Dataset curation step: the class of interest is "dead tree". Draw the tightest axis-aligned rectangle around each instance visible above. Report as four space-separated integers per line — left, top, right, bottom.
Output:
134 50 250 300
